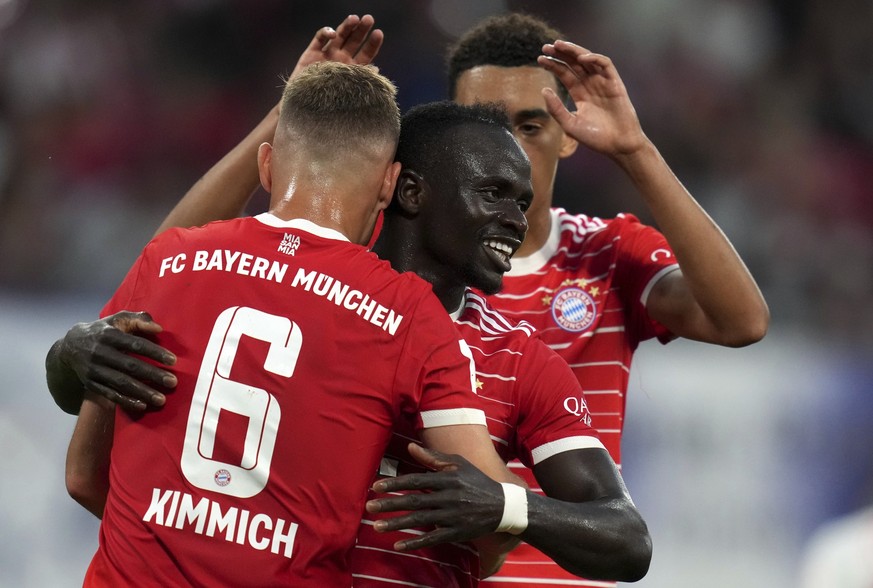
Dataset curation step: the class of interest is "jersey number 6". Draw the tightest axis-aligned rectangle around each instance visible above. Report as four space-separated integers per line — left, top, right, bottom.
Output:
181 306 302 498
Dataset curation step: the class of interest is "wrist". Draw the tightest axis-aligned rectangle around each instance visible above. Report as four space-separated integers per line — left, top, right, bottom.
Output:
611 139 665 181
495 483 529 535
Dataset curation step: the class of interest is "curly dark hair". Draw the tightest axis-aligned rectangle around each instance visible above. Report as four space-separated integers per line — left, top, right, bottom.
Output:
446 13 570 102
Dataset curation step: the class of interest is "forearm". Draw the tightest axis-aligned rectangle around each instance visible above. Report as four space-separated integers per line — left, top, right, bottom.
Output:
45 338 85 415
65 396 115 518
154 104 279 236
614 141 769 345
421 424 518 484
475 533 521 578
520 493 651 582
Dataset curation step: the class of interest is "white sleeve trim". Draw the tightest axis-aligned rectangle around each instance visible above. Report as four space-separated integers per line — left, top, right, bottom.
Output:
420 408 487 428
640 264 681 306
531 436 606 465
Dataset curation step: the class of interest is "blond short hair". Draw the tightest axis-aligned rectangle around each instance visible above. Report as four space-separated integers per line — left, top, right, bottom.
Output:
278 62 400 159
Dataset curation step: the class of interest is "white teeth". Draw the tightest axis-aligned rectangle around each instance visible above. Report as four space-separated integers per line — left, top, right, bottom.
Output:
484 240 513 256
484 240 513 265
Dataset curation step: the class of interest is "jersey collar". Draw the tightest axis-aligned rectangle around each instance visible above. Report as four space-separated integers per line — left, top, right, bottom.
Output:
255 213 350 243
448 290 469 322
505 208 562 276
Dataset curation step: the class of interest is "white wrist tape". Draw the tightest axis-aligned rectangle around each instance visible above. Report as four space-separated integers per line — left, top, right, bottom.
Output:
495 483 528 535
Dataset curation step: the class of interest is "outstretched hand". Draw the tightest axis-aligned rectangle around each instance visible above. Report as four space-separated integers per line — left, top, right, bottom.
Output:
58 311 176 412
538 40 648 157
290 14 384 79
365 443 508 551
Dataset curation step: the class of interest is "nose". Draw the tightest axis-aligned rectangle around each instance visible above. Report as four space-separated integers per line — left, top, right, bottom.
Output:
499 204 528 239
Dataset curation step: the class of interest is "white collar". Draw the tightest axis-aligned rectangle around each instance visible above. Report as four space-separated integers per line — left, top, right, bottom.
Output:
506 208 561 276
255 213 350 242
448 292 466 322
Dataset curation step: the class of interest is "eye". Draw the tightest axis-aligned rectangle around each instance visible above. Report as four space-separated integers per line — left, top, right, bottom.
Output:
516 123 542 137
516 198 531 213
478 188 500 202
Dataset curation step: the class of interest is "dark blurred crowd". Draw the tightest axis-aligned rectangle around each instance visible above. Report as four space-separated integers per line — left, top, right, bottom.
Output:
1 0 871 344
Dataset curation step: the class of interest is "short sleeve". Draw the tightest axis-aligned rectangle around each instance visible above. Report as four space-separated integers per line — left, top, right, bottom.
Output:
100 245 157 318
512 336 603 468
611 214 679 343
395 292 487 429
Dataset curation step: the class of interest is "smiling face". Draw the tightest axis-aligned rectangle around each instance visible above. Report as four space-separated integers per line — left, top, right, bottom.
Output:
420 123 533 295
453 65 577 244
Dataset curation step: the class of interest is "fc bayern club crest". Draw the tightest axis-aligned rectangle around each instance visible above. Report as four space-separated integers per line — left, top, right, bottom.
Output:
214 469 232 487
551 287 597 332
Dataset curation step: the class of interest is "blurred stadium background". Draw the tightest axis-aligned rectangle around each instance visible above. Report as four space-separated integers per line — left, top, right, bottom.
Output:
2 1 872 586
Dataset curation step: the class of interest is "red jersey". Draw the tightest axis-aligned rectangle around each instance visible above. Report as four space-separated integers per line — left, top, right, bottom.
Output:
350 289 603 587
482 209 677 587
86 213 485 588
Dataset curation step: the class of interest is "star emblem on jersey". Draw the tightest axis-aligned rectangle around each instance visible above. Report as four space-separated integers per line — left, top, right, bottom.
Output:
550 287 597 332
475 379 484 391
541 294 553 306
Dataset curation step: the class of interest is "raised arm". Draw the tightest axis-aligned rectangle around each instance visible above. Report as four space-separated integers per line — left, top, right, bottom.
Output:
539 40 769 347
154 14 385 236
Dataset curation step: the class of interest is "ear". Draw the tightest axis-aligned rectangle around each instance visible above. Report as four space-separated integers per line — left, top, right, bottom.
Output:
376 161 402 212
559 132 578 159
257 142 274 192
392 169 428 215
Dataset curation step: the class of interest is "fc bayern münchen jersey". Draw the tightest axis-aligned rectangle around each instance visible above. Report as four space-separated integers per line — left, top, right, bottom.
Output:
350 289 604 587
85 213 485 587
483 208 678 587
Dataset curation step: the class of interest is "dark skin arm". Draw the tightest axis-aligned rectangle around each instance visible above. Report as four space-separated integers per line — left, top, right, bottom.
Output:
367 444 651 582
366 443 522 577
45 311 177 414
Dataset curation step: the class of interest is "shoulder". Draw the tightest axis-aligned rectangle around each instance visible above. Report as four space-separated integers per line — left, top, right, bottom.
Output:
553 208 648 236
364 255 436 298
152 217 249 244
551 209 662 252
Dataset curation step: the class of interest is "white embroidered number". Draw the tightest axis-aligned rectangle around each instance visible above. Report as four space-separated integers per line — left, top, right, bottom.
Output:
458 339 477 393
181 306 302 498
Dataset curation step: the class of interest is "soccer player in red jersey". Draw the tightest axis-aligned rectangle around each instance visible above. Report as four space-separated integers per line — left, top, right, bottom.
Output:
444 15 768 587
351 102 650 586
49 99 653 585
45 62 515 587
124 14 765 586
51 9 771 584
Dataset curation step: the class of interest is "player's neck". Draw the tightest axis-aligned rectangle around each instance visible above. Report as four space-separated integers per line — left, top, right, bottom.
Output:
429 280 467 314
269 182 379 245
270 202 357 241
372 224 465 313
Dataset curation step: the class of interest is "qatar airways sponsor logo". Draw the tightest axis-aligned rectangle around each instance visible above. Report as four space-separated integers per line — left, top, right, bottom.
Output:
143 488 298 559
563 396 593 426
551 287 597 333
